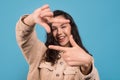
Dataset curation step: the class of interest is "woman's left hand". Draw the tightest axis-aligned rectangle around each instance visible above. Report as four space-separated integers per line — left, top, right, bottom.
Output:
48 35 92 67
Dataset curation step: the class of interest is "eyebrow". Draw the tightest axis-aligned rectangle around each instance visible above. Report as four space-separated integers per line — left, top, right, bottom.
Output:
52 23 66 28
60 23 65 26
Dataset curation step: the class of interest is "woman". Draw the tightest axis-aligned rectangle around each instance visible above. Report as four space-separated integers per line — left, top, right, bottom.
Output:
16 4 99 80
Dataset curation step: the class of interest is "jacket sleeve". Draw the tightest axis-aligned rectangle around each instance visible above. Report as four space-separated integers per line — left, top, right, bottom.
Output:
79 59 100 80
16 15 47 71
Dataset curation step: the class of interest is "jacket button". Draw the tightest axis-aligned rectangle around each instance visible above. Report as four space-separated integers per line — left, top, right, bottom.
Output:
60 62 63 65
56 74 60 77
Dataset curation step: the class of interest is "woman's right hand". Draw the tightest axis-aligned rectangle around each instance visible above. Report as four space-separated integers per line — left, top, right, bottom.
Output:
23 4 53 33
24 4 70 33
31 4 53 33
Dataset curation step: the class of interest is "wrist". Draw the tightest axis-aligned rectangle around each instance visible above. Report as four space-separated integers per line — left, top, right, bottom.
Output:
80 60 92 75
23 14 35 27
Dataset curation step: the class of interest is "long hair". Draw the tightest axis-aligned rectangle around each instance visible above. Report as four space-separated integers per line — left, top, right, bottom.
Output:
45 10 91 65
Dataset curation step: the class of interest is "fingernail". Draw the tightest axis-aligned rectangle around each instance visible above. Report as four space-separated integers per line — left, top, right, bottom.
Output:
48 45 52 48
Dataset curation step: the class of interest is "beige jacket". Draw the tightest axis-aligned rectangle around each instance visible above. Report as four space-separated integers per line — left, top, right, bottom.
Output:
16 15 99 80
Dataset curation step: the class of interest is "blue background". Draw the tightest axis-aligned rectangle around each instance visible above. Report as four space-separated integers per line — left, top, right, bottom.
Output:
0 0 120 80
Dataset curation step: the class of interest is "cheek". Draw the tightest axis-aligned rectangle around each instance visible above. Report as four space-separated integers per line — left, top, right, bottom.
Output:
52 31 57 38
64 27 71 36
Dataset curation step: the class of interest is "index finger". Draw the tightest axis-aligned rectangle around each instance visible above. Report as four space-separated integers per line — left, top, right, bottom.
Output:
41 4 49 10
48 45 67 51
48 18 70 23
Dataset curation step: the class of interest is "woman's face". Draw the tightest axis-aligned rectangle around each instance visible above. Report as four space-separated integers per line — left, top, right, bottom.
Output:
51 15 71 47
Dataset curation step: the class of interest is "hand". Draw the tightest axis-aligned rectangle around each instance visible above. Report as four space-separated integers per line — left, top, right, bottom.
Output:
31 4 53 33
31 4 70 33
48 35 92 67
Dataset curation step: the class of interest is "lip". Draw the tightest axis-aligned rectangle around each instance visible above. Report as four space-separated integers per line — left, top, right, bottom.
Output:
57 36 65 42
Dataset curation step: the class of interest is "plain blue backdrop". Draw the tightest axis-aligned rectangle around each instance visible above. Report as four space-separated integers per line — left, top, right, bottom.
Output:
0 0 120 80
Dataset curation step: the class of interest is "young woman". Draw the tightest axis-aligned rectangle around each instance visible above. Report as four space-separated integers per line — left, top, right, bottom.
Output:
16 4 99 80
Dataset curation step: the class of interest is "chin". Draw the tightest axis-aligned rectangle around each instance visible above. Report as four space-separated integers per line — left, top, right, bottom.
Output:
59 42 70 47
60 44 66 47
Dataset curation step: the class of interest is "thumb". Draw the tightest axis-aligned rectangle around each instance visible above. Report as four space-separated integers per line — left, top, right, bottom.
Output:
44 24 51 33
38 22 51 33
69 35 78 47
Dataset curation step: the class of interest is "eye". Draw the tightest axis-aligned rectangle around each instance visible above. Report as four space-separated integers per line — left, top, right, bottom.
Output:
61 26 66 29
52 27 57 31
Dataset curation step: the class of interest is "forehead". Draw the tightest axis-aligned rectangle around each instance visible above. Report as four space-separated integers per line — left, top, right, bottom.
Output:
52 15 67 26
54 15 65 19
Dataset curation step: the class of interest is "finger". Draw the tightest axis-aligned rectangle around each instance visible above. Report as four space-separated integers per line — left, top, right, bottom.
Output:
69 35 78 47
41 4 49 10
48 45 67 51
38 22 51 33
49 18 70 23
41 8 51 12
43 24 51 33
40 12 53 17
34 4 50 15
59 51 65 57
67 61 82 66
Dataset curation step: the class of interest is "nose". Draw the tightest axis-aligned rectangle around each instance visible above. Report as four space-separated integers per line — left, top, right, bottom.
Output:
57 28 62 35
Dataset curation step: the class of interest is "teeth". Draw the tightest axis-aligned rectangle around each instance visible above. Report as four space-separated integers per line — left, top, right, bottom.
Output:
58 36 65 40
59 36 64 39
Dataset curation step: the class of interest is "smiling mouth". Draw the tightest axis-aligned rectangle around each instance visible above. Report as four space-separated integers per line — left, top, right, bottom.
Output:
57 36 65 42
